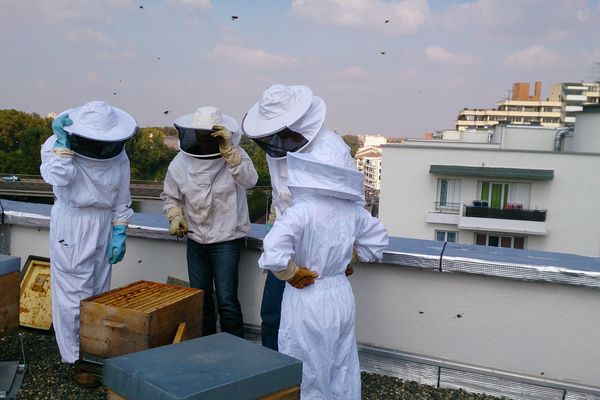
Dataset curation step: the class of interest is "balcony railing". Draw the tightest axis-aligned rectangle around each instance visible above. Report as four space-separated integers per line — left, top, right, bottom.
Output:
464 204 547 222
434 202 461 213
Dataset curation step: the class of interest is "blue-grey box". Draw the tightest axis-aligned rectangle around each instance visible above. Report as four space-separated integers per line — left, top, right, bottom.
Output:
104 332 302 400
0 254 19 276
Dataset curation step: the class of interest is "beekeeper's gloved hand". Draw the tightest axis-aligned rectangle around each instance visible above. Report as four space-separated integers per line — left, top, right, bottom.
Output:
273 260 319 289
52 114 72 149
107 224 127 264
211 125 241 167
345 246 359 276
167 207 188 238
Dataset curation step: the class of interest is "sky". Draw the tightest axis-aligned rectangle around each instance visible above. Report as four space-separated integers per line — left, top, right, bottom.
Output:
1 0 600 138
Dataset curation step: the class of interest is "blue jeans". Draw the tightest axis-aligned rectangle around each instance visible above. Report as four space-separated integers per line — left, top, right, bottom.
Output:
187 238 244 338
260 270 286 350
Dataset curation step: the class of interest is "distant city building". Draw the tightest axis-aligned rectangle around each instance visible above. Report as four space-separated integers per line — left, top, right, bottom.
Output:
48 112 57 119
362 134 387 147
455 81 600 131
512 81 542 101
163 135 179 149
355 146 383 190
355 135 387 191
548 81 600 125
380 104 600 257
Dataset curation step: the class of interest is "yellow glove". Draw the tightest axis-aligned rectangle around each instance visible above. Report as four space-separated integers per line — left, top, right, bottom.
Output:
167 207 188 238
273 260 319 289
211 125 241 167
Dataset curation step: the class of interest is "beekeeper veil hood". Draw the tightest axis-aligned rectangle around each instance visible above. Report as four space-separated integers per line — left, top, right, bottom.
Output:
242 84 326 158
287 139 365 204
60 100 138 160
174 106 240 159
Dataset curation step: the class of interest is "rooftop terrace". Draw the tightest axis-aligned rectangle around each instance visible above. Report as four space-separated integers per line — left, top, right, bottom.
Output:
1 199 599 400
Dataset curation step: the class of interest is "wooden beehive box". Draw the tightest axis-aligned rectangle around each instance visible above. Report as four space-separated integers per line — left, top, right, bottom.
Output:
0 254 20 337
80 280 203 359
19 256 52 330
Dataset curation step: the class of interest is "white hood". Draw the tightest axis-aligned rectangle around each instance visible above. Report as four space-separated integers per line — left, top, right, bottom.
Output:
287 138 365 204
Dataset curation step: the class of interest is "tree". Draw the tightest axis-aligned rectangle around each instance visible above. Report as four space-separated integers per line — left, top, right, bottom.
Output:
239 136 271 187
342 134 359 157
125 128 177 181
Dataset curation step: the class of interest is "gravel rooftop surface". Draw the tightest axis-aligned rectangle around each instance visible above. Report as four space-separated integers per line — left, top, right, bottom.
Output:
1 328 506 400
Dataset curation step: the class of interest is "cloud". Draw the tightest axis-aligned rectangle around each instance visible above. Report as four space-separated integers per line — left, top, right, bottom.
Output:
291 0 429 35
207 44 297 67
425 46 475 66
504 46 560 68
0 0 135 24
92 49 141 62
339 66 366 78
441 0 594 40
65 29 117 47
396 66 421 81
166 0 212 10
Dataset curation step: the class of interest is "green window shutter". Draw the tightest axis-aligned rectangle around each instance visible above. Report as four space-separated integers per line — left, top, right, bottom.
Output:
491 183 503 208
481 182 489 201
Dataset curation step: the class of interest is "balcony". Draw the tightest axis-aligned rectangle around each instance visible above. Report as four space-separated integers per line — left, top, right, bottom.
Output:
426 202 461 225
459 202 548 235
464 204 546 222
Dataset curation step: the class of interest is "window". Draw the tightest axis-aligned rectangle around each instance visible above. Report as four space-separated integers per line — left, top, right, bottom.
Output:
435 230 457 243
475 233 525 249
436 179 461 211
479 181 530 209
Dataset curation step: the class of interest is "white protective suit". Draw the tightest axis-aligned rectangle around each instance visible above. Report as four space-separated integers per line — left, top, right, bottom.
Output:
160 144 257 244
259 140 388 399
40 135 133 364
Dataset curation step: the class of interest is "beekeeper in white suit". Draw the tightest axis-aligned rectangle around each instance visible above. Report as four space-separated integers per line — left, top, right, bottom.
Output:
258 137 388 399
161 106 258 338
242 84 359 351
40 100 137 387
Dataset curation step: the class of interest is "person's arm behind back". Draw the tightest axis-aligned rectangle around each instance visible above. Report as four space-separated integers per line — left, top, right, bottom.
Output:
354 208 388 263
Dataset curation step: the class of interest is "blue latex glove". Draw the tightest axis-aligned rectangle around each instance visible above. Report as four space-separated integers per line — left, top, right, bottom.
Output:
107 224 127 264
52 114 72 149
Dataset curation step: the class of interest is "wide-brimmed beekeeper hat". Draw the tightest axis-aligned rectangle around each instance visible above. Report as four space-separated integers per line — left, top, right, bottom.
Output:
242 84 325 138
60 101 137 142
174 106 241 147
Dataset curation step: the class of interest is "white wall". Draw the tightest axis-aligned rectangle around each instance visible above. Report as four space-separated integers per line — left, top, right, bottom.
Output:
9 225 266 326
498 125 557 151
570 110 600 153
352 262 600 386
379 145 600 256
8 224 600 388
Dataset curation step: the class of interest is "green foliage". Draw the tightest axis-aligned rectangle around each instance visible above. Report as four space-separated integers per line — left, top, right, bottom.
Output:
342 134 359 157
0 109 51 152
126 127 177 181
0 109 273 205
246 187 271 223
239 136 271 187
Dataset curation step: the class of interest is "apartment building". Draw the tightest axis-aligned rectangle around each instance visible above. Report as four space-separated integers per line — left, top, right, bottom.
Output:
355 146 382 190
355 135 387 191
549 81 600 125
456 81 600 131
380 105 600 257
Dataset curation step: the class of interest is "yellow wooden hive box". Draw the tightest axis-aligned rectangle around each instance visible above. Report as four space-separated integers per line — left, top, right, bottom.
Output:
19 256 52 330
80 280 203 359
